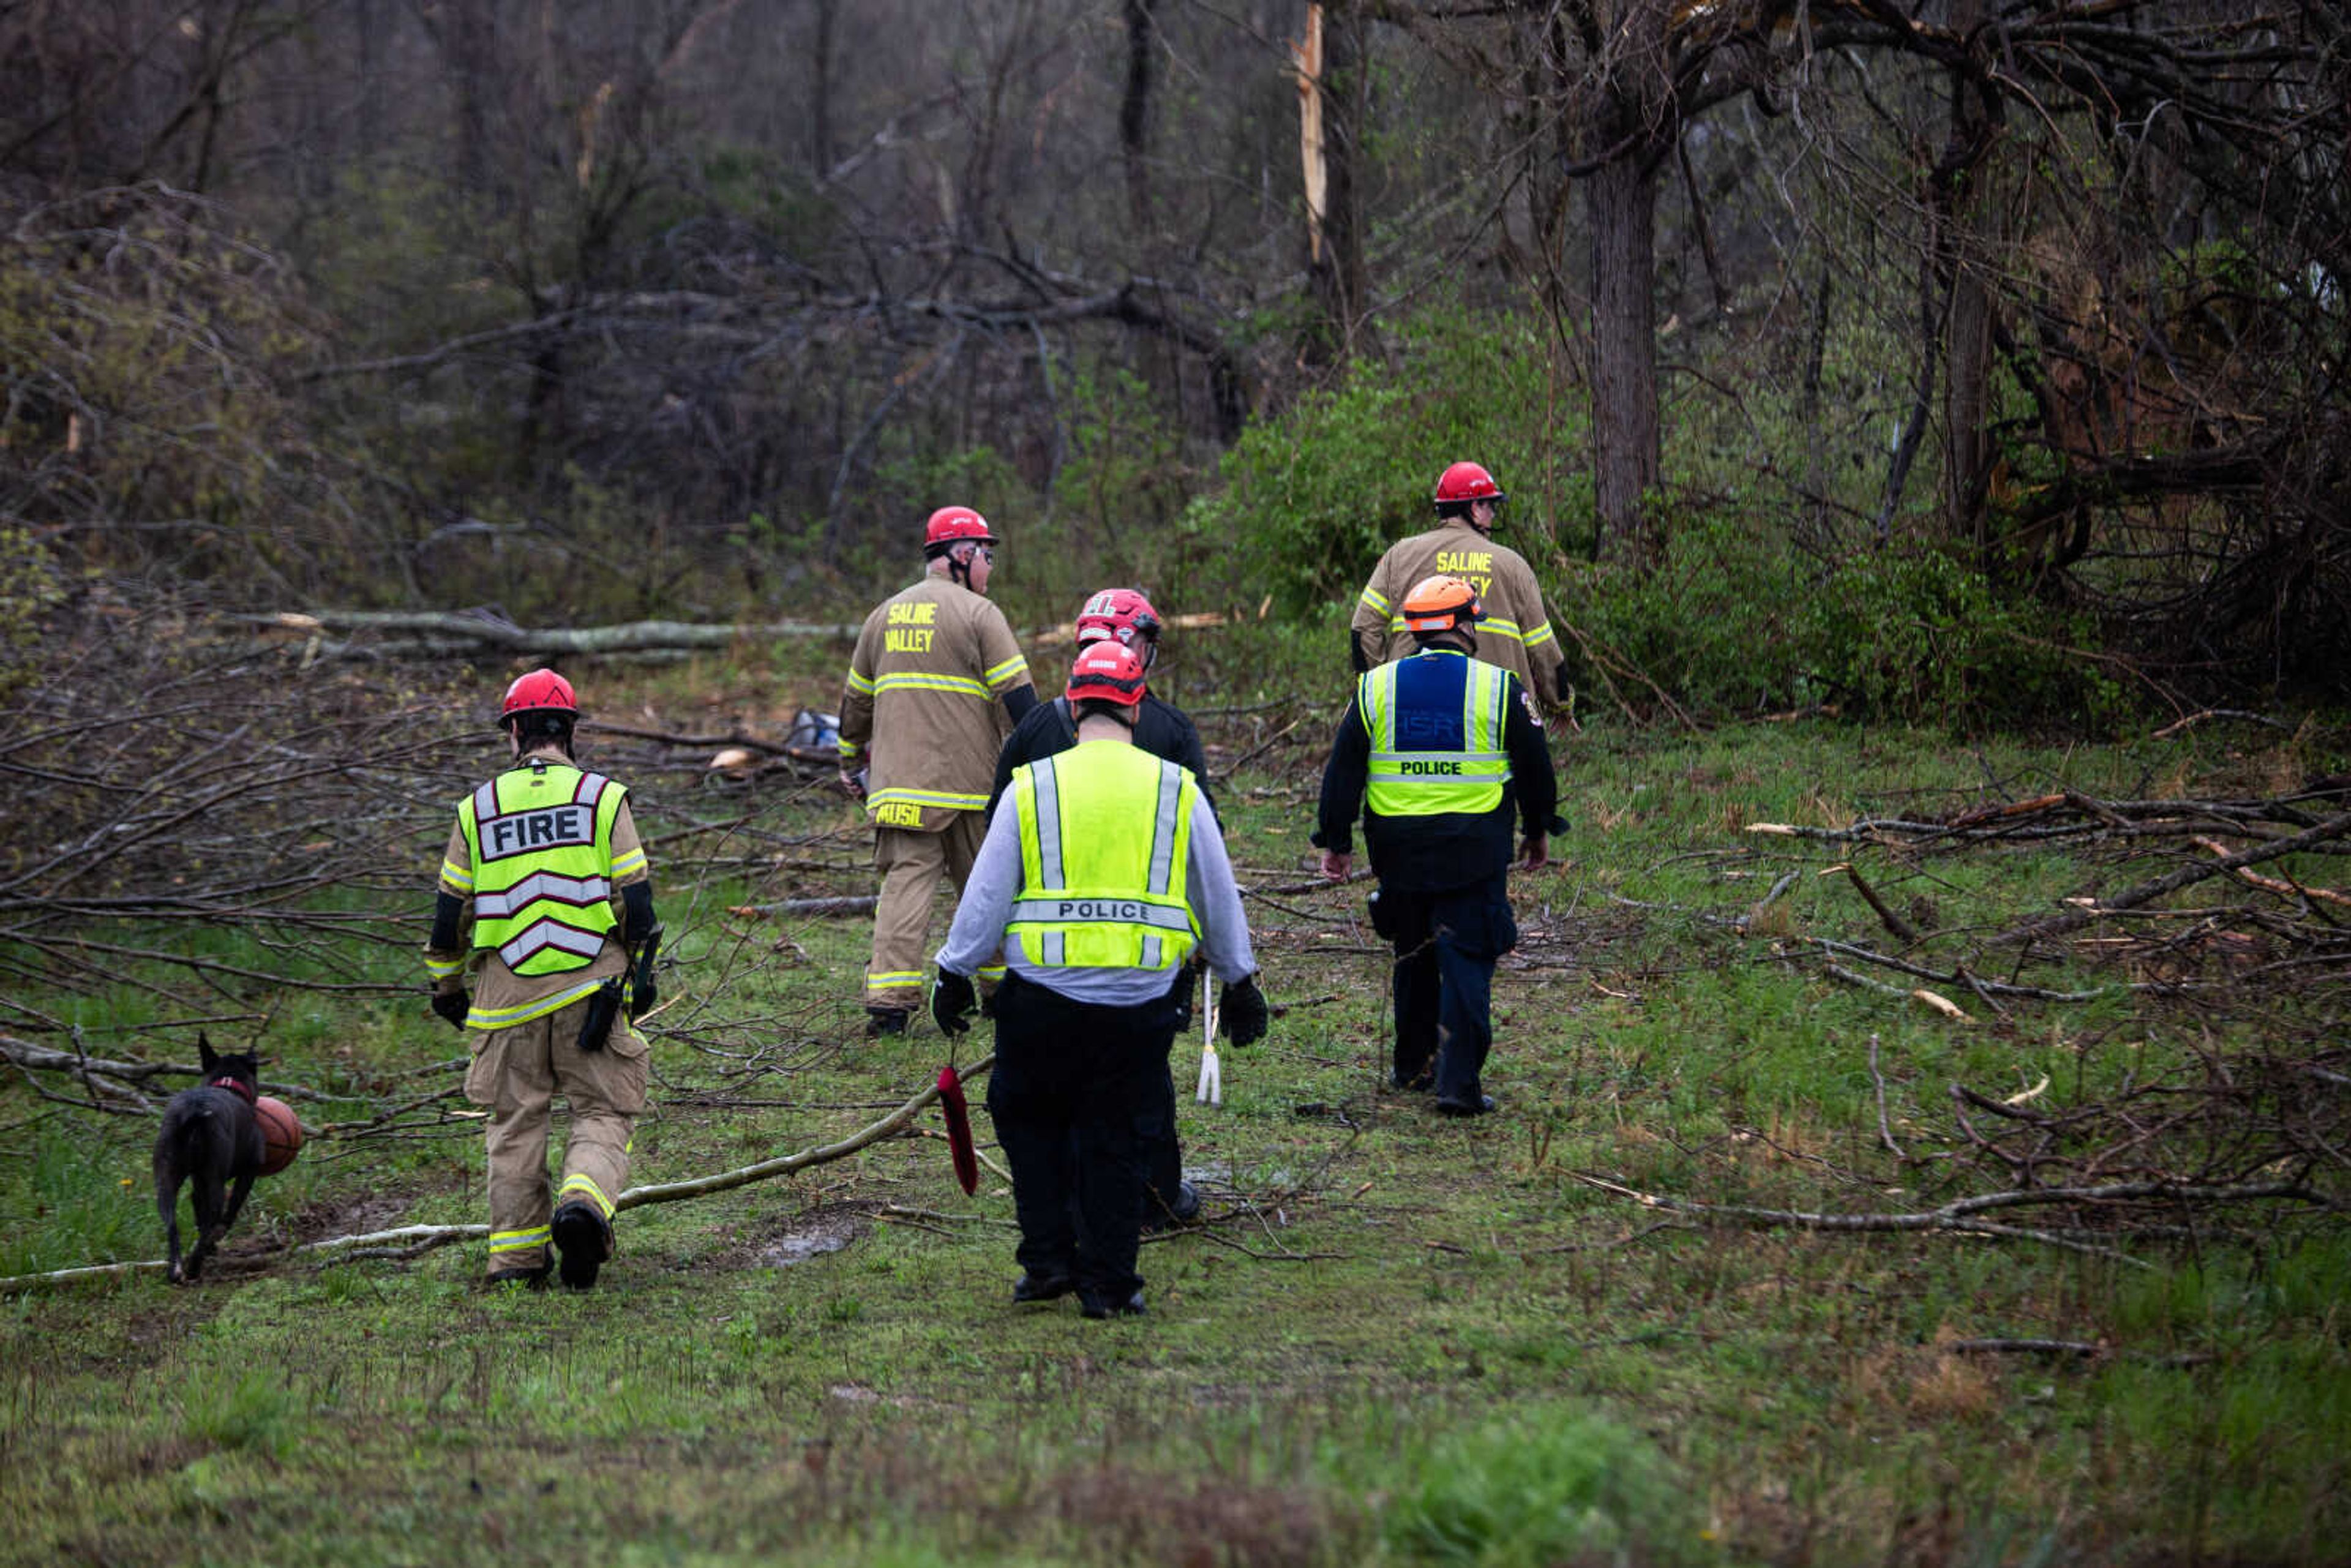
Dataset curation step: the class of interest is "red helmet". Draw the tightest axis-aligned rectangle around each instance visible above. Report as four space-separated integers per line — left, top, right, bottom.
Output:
1433 461 1506 511
1398 575 1482 635
1065 640 1148 708
1074 588 1161 667
500 669 577 722
924 505 1000 553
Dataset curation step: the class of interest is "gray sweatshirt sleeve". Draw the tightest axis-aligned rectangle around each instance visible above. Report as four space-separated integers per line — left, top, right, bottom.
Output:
935 802 1026 977
1186 793 1258 983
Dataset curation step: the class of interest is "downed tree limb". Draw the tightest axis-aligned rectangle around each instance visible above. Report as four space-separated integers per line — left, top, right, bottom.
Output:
0 1056 994 1294
1941 1337 2215 1367
2000 810 2351 947
246 610 863 655
1 1035 182 1081
1571 1172 2331 1268
614 1054 989 1207
728 895 879 918
2191 836 2351 910
1801 937 2114 1000
1825 862 1920 943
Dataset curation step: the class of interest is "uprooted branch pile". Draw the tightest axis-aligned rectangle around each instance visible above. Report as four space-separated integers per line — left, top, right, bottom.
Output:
1744 786 2351 1003
0 598 869 1038
1581 777 2351 1253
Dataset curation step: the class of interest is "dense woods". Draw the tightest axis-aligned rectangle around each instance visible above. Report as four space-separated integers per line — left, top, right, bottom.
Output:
3 1 2344 712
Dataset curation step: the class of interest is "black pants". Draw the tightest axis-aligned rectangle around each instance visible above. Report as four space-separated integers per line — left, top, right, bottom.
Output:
1386 870 1516 1103
1147 1060 1185 1216
986 970 1180 1308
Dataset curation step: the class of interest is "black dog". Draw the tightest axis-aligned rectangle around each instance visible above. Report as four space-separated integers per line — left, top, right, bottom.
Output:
153 1035 267 1284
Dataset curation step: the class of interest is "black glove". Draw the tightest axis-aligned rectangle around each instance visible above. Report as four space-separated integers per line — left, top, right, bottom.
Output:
1220 976 1269 1046
432 989 471 1031
931 969 977 1037
628 975 658 1021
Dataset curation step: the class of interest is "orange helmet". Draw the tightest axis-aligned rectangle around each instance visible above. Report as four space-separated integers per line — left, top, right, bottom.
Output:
1398 575 1482 635
1433 461 1505 514
500 669 577 722
1074 588 1161 667
1065 640 1148 708
924 505 999 554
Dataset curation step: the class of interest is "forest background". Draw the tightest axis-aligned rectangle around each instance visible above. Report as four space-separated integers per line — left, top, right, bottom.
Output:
3 6 2349 1566
2 0 2343 716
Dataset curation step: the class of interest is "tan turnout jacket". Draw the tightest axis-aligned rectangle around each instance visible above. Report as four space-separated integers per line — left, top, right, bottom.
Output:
839 575 1030 832
1352 520 1565 710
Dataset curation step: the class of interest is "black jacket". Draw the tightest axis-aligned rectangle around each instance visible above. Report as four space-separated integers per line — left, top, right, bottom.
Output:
987 694 1218 823
1312 663 1559 893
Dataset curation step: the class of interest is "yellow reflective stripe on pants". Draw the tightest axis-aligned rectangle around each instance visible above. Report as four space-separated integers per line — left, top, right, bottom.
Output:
558 1172 615 1220
490 1225 550 1255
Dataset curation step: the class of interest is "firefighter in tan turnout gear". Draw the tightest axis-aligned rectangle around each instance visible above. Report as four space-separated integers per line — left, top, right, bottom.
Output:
1351 462 1571 715
839 506 1039 1035
424 669 658 1289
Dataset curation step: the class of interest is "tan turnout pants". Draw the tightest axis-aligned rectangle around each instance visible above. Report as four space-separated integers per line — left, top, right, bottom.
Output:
865 812 997 1014
464 996 648 1274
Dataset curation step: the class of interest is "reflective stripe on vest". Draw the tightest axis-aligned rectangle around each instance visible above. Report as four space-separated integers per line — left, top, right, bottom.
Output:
1005 745 1199 972
456 765 626 975
1362 650 1512 817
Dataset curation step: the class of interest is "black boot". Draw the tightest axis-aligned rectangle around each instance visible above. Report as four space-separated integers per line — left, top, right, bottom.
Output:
1011 1272 1075 1304
864 1007 910 1038
551 1199 612 1289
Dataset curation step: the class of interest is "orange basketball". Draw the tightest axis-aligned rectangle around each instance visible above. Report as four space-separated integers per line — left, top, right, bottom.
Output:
255 1095 304 1176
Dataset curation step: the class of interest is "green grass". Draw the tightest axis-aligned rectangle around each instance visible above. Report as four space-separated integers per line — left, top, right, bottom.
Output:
2 696 2346 1566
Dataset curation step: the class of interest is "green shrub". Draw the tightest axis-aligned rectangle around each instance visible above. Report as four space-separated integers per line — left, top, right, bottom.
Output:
1380 1408 1704 1567
1561 512 2127 726
1187 304 1589 619
0 527 61 699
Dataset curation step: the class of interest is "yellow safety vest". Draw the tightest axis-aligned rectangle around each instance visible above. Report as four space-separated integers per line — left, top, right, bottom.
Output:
1005 744 1200 972
1361 650 1513 817
456 763 627 975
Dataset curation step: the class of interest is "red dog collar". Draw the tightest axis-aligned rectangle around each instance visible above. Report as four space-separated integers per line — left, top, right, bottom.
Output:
208 1075 258 1105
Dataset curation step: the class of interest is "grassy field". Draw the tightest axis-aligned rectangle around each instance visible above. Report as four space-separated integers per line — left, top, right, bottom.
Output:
4 644 2346 1567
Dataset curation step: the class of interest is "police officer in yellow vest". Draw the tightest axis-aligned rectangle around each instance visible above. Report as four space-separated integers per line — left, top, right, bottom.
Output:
1315 577 1561 1116
424 670 658 1288
932 641 1266 1318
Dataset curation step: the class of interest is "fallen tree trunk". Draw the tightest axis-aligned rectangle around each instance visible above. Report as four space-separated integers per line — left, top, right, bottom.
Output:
246 610 863 656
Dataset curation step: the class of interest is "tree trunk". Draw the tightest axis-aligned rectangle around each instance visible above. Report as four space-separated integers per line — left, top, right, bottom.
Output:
1303 2 1369 363
1589 148 1663 567
1940 0 2001 557
1120 0 1156 233
811 0 836 174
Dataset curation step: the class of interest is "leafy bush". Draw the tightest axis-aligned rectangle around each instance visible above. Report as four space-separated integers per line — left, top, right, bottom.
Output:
1560 513 2127 726
1185 305 1589 619
1380 1408 1706 1567
0 526 61 698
